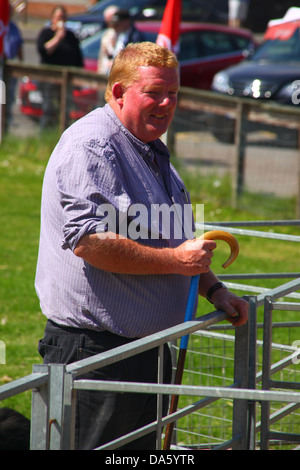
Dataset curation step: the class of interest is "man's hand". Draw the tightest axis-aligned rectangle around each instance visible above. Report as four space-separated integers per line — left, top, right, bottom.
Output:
210 288 248 326
173 237 217 276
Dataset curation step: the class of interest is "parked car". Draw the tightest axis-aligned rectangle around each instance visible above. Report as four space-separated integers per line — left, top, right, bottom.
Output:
66 0 228 39
212 7 300 104
210 7 300 142
19 21 256 122
82 21 257 90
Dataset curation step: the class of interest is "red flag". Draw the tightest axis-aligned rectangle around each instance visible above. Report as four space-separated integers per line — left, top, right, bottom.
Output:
156 0 182 54
0 0 10 57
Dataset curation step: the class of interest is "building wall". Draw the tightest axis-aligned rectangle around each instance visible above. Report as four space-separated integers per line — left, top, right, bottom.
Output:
25 0 97 19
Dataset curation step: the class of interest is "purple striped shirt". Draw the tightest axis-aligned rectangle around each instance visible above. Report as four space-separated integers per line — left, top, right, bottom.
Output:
35 104 197 338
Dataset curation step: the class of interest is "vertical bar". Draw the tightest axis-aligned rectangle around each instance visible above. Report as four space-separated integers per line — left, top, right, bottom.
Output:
233 102 249 206
260 296 273 450
60 70 68 133
156 344 164 450
232 317 249 449
48 363 66 450
297 138 300 218
30 364 49 450
62 371 77 450
247 296 258 450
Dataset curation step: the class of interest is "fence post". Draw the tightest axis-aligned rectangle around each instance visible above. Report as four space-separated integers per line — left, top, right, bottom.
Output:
260 296 273 450
48 363 66 450
246 296 258 449
232 320 249 449
232 102 249 206
61 370 77 450
297 145 300 218
30 364 50 450
60 69 68 133
156 344 164 450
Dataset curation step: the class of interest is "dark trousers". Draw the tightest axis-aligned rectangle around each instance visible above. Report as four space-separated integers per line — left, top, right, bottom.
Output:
38 320 172 450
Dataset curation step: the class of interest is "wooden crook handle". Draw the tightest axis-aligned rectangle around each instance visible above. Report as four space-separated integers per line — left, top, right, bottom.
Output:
199 230 239 268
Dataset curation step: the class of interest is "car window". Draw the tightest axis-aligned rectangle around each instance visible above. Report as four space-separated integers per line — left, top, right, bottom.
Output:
253 29 300 62
80 30 157 60
179 31 250 61
81 32 104 60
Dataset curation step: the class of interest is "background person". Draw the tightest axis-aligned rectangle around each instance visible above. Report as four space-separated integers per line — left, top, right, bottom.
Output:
36 5 83 128
98 9 145 75
36 41 248 450
228 0 250 27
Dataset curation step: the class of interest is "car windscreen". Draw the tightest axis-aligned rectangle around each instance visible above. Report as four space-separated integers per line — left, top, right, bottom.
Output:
252 28 300 62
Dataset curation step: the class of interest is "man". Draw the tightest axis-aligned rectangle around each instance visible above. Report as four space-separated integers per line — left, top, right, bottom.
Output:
35 42 248 450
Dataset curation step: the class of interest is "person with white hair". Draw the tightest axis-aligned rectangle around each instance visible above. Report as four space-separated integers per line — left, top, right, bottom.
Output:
228 0 250 28
97 7 144 75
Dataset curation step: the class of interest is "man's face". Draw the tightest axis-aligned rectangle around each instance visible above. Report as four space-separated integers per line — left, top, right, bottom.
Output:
116 66 179 143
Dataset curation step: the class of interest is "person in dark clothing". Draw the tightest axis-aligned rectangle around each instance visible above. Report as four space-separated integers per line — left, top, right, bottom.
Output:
36 5 83 127
37 5 83 67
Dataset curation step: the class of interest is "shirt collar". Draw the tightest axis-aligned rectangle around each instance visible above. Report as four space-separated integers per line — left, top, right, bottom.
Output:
105 104 170 163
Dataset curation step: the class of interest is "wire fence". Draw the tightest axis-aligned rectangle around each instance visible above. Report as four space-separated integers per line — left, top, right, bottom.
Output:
0 217 299 449
173 323 300 450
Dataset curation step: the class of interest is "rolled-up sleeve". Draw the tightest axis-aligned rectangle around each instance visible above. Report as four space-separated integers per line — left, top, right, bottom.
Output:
55 137 130 251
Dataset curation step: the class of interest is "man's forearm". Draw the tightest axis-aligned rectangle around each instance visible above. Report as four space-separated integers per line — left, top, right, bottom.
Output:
74 233 178 275
74 232 216 277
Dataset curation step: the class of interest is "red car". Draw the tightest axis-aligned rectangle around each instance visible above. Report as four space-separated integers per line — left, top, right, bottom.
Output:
19 22 257 120
82 21 258 90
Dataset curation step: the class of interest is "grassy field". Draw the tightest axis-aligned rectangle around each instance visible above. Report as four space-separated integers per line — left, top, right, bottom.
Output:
0 130 299 425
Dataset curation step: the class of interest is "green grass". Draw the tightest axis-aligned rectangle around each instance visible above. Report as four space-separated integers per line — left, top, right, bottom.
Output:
0 131 299 427
0 130 59 417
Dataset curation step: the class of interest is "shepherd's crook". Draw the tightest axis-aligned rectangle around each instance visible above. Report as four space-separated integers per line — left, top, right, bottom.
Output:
163 230 239 450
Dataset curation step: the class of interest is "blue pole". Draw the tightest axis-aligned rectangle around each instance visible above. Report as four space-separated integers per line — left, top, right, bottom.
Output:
180 274 200 349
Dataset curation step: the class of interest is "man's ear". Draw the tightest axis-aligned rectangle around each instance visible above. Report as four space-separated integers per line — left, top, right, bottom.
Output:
112 82 124 105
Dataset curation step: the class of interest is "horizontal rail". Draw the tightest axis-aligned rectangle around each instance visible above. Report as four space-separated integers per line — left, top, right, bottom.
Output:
73 380 300 404
224 282 300 300
256 403 300 432
0 311 227 399
208 220 300 227
66 310 227 378
0 372 48 401
179 86 300 120
256 277 300 304
199 223 300 242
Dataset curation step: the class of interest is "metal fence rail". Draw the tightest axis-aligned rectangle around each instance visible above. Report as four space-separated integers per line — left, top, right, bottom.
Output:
1 221 300 450
1 279 299 450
